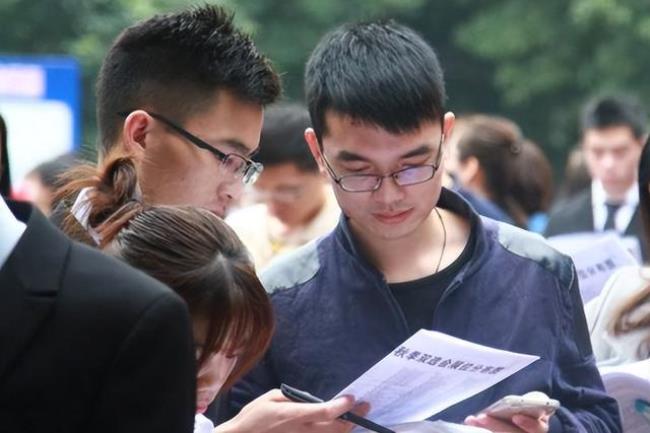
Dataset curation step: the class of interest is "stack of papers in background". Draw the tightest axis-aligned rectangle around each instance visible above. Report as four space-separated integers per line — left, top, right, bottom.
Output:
547 233 639 304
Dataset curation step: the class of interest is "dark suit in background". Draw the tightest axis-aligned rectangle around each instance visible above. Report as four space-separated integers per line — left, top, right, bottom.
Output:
544 188 645 259
0 201 196 433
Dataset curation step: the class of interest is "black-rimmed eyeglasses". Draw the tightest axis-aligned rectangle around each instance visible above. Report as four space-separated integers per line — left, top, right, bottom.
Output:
117 111 263 185
321 134 444 193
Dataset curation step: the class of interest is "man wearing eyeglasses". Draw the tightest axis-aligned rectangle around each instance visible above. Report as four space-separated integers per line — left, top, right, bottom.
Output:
52 6 278 226
87 6 280 219
223 19 621 433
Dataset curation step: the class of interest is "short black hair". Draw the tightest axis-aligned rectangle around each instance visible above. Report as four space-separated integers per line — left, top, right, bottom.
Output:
96 4 281 156
581 95 647 139
305 20 446 144
1 114 10 196
255 104 316 172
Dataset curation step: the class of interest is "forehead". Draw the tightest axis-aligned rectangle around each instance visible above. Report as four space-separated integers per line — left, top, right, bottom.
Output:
322 111 441 157
257 163 314 182
583 125 640 149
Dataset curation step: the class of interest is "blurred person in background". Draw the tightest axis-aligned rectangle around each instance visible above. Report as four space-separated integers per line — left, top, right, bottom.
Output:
450 114 526 226
442 116 515 224
544 95 647 259
53 4 280 228
1 114 11 197
14 153 78 216
510 139 554 233
227 104 339 268
585 136 650 367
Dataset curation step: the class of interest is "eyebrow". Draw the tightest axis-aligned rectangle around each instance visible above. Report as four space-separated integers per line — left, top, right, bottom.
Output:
336 144 434 162
218 139 257 157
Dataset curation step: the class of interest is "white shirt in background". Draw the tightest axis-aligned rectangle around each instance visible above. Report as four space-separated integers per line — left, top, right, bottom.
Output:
591 180 639 234
194 413 214 433
0 196 26 269
227 188 340 269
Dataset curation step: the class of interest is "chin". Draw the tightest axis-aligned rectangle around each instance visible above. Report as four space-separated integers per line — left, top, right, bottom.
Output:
363 219 423 242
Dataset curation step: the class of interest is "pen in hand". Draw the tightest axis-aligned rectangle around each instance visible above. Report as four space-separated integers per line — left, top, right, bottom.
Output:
280 383 396 433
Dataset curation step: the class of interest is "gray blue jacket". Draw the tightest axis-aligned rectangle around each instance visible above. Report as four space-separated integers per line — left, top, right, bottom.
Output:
226 188 621 433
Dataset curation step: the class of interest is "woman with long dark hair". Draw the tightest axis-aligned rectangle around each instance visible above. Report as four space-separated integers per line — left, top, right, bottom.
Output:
57 153 360 433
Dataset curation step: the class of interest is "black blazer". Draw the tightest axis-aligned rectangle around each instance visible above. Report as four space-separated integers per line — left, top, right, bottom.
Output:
0 201 196 433
544 188 646 259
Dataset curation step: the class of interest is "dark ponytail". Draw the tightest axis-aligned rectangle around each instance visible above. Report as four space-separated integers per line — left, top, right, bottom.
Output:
56 152 274 386
56 151 144 247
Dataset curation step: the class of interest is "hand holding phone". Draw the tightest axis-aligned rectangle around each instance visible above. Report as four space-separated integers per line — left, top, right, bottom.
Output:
480 392 560 421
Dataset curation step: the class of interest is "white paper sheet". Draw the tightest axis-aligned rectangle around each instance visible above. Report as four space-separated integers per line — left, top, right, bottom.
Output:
547 232 641 262
334 330 539 427
600 360 650 433
547 233 639 303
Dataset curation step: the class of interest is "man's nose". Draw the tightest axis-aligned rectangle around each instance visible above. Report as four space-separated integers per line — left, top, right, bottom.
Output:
218 177 244 205
372 176 405 204
601 153 618 171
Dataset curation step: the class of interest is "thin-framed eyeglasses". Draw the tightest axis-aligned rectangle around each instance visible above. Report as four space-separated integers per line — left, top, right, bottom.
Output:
320 134 444 193
117 111 263 185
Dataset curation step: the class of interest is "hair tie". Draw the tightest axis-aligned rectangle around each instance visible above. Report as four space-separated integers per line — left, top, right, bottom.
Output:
510 139 523 155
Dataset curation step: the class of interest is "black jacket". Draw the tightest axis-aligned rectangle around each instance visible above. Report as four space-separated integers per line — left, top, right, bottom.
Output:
544 188 645 259
0 201 196 433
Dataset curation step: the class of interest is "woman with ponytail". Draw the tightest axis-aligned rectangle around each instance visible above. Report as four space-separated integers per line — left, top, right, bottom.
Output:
56 153 361 433
451 115 528 227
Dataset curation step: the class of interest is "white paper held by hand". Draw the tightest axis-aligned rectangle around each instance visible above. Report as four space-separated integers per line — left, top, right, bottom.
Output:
335 330 539 427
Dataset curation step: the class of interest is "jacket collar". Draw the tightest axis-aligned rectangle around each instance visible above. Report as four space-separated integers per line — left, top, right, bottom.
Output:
333 187 494 283
0 200 70 383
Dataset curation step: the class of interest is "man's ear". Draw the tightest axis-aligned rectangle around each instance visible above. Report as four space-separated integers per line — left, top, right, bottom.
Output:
442 112 456 151
305 128 327 175
120 110 153 161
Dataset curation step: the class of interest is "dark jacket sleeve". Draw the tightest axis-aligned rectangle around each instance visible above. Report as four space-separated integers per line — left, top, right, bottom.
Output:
92 293 196 433
549 266 622 433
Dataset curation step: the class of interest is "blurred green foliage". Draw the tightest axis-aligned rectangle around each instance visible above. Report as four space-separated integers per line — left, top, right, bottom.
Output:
2 0 650 172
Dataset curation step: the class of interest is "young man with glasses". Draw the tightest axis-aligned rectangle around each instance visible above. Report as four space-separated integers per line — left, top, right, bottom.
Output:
90 5 279 218
227 104 340 268
224 20 621 433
